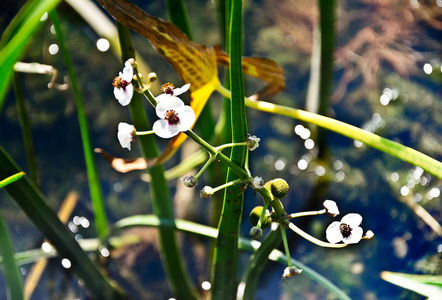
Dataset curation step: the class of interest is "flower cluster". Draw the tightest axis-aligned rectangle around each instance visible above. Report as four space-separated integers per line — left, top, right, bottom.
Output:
113 60 195 150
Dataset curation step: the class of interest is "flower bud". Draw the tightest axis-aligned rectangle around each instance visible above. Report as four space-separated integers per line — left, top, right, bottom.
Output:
247 134 260 151
200 186 214 198
147 72 157 83
323 199 340 217
249 226 263 240
181 175 198 188
251 176 264 189
282 266 302 283
270 178 289 199
249 206 272 229
363 230 374 240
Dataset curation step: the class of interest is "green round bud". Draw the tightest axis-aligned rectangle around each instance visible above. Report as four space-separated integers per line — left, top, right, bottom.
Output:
181 175 198 188
249 206 272 229
270 178 289 199
249 226 263 240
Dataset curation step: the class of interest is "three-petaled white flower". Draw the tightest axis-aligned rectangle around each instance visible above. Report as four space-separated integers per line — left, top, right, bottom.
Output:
155 83 191 103
323 200 340 217
113 61 134 106
152 97 195 138
117 122 136 150
326 213 363 244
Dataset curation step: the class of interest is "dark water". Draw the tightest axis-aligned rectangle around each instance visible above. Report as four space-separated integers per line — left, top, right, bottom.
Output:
0 0 441 299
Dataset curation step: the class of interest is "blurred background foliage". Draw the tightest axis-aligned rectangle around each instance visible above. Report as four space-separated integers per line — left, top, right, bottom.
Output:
0 0 441 299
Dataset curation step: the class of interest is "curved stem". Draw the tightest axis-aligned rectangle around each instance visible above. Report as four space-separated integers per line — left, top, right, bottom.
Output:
284 220 347 248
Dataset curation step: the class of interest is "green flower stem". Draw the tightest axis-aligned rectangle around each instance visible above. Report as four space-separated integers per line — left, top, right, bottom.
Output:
194 155 216 179
280 224 292 267
283 219 347 248
216 84 442 180
284 209 327 220
215 142 247 152
50 10 108 239
270 198 286 218
256 200 271 228
211 178 242 194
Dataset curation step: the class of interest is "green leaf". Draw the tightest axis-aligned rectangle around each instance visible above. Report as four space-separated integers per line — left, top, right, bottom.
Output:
0 172 25 189
49 10 108 239
0 212 24 300
0 146 127 299
0 0 63 111
381 271 442 298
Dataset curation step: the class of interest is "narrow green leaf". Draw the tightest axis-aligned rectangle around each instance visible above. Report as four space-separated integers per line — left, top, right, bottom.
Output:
0 212 24 300
0 147 127 299
165 0 193 40
49 10 108 239
381 271 442 298
13 74 39 185
212 0 248 298
0 0 63 111
0 172 25 189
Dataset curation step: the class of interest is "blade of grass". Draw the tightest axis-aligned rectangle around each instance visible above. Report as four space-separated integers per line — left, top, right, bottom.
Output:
0 0 63 111
49 10 108 239
0 211 24 300
0 172 25 188
212 0 248 298
13 73 39 185
0 146 127 299
116 22 198 300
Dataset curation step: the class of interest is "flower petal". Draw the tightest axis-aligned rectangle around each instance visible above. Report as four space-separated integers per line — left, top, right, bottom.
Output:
117 122 135 150
326 221 343 244
122 61 133 81
156 97 185 119
175 106 195 132
152 119 180 138
342 226 363 244
173 83 190 96
155 93 171 103
341 213 362 228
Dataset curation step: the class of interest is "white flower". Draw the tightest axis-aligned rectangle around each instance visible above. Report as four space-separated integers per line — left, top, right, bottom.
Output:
251 176 264 189
326 213 363 244
323 200 340 217
117 122 135 150
152 97 195 138
113 61 134 106
155 83 190 103
247 135 260 151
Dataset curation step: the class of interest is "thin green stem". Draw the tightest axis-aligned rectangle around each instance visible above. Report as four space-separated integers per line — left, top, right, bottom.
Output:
212 178 242 194
284 220 347 248
256 201 270 228
195 155 215 179
135 130 155 136
279 224 292 267
284 209 327 220
215 142 247 152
